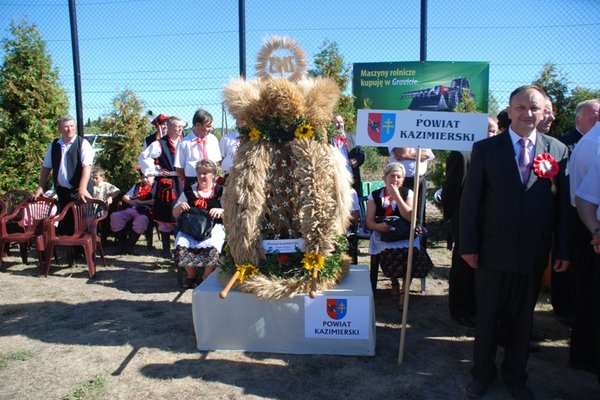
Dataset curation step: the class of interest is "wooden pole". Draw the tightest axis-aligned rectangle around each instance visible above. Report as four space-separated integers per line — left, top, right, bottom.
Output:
398 148 422 363
219 271 240 299
309 268 319 298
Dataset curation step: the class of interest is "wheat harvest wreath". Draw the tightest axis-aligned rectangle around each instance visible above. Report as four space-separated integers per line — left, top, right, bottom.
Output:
218 36 354 300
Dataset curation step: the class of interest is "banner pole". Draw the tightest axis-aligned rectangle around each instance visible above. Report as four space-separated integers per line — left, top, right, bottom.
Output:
398 147 422 363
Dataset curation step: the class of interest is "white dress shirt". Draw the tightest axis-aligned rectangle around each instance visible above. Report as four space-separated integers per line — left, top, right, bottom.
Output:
174 132 221 177
219 131 240 174
569 121 600 205
42 135 94 188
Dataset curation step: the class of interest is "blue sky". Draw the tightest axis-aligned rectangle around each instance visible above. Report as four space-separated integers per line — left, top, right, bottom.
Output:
1 0 599 128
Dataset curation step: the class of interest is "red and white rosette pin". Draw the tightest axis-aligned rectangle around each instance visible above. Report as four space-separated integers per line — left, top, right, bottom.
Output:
533 153 559 194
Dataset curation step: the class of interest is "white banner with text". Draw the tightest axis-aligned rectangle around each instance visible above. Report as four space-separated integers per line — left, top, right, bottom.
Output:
356 109 489 151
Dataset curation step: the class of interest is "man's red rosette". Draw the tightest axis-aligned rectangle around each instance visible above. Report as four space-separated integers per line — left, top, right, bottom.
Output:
533 153 559 193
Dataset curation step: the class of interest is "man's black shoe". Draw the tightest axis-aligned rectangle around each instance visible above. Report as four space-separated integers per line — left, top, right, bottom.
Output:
465 378 487 399
507 383 535 400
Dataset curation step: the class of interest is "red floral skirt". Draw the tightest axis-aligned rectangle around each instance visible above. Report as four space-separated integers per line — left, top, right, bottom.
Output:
379 247 434 279
175 245 219 270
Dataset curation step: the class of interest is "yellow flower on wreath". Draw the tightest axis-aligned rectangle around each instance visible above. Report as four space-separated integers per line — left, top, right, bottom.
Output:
235 263 259 282
248 127 261 141
302 252 325 271
294 123 314 140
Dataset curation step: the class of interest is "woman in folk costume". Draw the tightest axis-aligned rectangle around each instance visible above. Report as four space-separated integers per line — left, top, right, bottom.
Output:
139 116 184 258
173 160 225 289
366 162 433 310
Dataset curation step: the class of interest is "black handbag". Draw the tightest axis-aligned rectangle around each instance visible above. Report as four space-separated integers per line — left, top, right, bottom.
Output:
176 207 214 241
376 215 411 242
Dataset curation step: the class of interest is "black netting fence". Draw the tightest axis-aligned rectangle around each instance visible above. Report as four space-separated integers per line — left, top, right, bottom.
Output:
2 0 598 129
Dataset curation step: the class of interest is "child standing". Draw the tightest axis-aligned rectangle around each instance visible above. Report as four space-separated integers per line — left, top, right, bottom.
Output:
92 167 120 206
92 167 121 245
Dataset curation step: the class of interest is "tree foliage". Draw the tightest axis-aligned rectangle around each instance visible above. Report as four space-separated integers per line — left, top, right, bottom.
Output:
532 63 570 137
488 92 500 116
309 40 356 132
0 20 68 192
95 89 149 192
568 86 600 113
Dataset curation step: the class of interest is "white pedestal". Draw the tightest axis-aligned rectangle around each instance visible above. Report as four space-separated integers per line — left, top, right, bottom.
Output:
192 264 376 356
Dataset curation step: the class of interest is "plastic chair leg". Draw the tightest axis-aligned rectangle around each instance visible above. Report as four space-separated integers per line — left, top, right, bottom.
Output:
83 241 96 278
19 243 28 264
96 241 106 269
44 243 55 277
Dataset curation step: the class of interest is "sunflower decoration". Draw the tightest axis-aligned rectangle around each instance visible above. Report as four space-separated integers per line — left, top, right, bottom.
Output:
220 36 353 300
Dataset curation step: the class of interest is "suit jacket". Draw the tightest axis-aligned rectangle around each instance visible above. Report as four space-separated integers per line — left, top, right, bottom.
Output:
442 151 471 221
558 128 582 156
459 132 570 274
442 150 470 248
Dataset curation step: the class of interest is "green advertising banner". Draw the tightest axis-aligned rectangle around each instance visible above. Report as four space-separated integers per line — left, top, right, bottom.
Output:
352 61 489 113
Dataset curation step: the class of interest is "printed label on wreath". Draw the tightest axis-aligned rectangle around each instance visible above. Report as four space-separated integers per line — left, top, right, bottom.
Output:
262 238 305 253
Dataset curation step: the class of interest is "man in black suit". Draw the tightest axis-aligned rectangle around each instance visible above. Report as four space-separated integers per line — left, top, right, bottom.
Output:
460 85 570 399
443 116 498 328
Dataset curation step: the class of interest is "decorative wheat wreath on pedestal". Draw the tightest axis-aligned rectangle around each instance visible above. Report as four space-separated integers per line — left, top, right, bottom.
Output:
218 36 353 300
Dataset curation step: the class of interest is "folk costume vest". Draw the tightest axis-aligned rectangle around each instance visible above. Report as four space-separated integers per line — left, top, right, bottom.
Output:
50 136 93 194
372 187 410 218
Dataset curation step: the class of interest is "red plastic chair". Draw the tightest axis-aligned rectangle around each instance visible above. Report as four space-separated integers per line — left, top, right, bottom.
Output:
43 199 108 278
2 190 33 210
0 197 57 268
0 190 33 258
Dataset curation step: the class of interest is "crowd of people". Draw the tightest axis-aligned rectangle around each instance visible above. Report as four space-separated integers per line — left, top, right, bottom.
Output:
27 88 600 397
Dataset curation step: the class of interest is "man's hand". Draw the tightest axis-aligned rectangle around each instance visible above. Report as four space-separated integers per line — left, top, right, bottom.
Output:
553 259 570 272
461 253 479 269
33 186 44 199
78 188 91 203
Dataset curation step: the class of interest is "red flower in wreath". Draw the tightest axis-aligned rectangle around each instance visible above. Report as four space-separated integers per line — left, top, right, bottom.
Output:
533 153 559 194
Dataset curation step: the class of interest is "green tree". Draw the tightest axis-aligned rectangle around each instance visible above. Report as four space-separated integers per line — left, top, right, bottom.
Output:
309 40 355 132
567 86 600 123
532 63 570 137
488 92 500 116
0 20 68 192
95 89 149 191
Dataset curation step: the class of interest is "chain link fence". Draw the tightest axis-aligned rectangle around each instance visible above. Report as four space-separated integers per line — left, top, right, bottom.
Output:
2 0 598 130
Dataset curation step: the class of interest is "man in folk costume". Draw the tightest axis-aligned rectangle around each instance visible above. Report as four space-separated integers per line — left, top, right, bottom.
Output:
34 115 94 235
175 109 222 189
331 114 365 197
143 113 169 150
139 116 184 258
